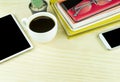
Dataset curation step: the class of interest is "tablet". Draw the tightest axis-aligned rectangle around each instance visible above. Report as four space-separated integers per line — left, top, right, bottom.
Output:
0 14 33 63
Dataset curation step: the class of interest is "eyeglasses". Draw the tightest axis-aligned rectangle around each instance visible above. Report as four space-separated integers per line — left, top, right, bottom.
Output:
72 0 112 16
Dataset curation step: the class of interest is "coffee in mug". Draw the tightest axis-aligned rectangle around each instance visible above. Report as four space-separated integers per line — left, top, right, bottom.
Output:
30 16 55 33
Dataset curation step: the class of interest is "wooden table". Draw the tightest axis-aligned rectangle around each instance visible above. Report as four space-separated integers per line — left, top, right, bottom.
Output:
0 0 120 82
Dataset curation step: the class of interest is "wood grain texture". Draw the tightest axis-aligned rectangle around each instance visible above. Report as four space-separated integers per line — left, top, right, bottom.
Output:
0 0 120 82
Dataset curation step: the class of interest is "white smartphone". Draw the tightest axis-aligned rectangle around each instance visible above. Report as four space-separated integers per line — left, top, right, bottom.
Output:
0 14 33 63
99 28 120 50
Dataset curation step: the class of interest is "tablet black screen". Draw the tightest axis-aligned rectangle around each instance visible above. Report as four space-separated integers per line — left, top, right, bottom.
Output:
0 14 32 61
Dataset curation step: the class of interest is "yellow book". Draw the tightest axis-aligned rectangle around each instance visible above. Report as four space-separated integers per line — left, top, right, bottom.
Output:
50 0 120 36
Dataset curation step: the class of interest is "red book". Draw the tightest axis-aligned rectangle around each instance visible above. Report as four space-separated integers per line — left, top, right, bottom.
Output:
60 0 120 22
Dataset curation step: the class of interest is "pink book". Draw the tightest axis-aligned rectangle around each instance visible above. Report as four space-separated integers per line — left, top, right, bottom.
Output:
60 0 120 22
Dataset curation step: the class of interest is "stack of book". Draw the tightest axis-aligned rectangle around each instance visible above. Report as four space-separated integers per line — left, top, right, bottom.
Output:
50 0 120 36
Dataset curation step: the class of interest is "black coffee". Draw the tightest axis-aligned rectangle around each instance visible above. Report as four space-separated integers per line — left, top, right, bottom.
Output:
30 16 55 33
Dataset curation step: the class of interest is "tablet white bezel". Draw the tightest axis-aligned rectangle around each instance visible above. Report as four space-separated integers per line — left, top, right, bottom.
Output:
0 14 33 63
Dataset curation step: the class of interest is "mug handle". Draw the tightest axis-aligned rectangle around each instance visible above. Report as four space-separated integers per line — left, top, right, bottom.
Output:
21 18 28 30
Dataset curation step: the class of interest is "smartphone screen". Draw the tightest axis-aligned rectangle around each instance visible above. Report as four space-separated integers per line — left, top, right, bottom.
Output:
99 28 120 50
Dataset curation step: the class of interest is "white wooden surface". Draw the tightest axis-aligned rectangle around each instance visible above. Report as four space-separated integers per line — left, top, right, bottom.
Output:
0 0 120 82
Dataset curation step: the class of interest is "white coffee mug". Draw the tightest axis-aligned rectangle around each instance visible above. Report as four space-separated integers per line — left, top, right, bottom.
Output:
22 12 58 43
